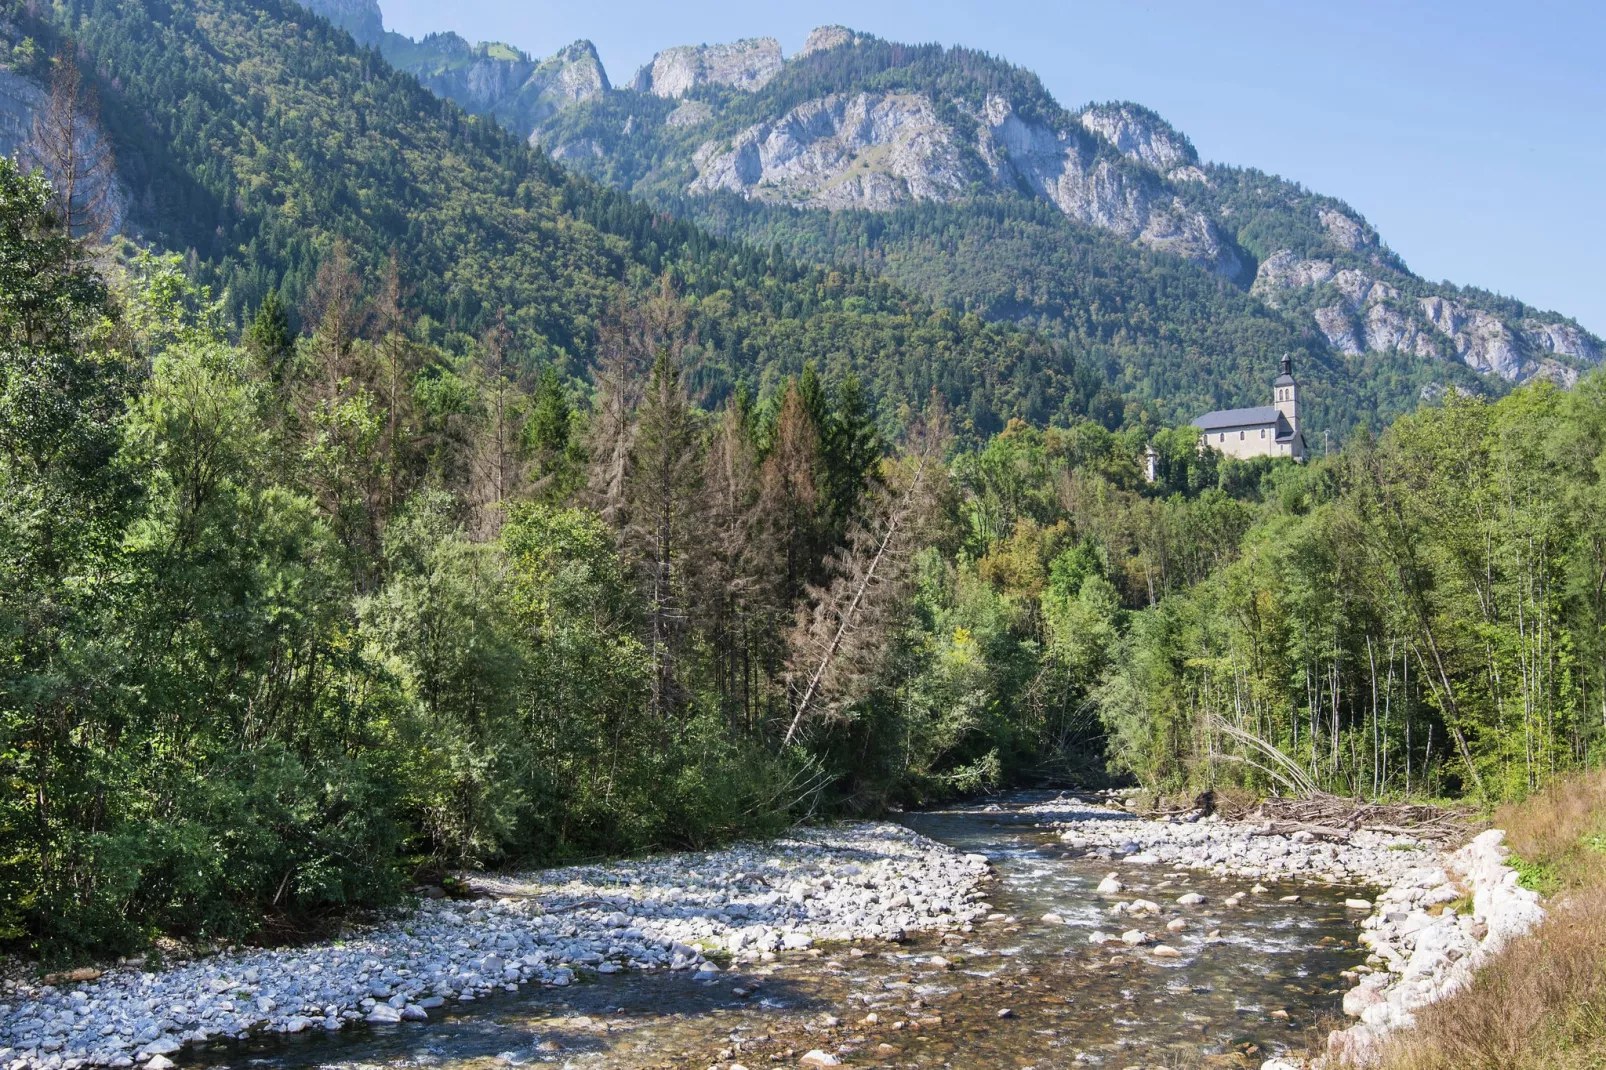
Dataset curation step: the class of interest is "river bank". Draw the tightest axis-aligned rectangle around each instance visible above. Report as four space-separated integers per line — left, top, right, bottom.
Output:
0 824 990 1070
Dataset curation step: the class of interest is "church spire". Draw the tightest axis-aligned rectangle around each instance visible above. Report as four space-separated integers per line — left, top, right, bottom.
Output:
1274 353 1298 437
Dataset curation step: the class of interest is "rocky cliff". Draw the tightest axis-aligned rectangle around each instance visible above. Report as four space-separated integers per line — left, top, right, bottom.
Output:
685 86 1239 276
361 10 1602 398
0 68 129 236
298 0 608 136
630 38 784 98
1253 248 1597 383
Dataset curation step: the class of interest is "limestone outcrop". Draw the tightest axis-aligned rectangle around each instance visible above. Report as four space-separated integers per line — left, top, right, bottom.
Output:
630 38 783 98
1253 247 1596 383
1077 102 1195 171
690 90 1240 276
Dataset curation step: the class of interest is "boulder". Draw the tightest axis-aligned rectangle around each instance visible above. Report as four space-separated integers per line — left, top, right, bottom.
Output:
1342 984 1386 1017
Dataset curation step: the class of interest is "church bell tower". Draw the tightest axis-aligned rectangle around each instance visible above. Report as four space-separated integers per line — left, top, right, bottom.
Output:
1273 353 1298 434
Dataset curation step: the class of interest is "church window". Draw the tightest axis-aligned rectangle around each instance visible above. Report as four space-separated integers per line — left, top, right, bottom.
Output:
1239 431 1245 440
1260 428 1266 438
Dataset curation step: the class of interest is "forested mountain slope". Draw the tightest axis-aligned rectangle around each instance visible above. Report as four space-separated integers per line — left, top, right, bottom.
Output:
0 0 1106 436
322 2 1604 431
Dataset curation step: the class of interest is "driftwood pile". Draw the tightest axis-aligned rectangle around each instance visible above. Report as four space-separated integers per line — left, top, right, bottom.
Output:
1249 791 1473 845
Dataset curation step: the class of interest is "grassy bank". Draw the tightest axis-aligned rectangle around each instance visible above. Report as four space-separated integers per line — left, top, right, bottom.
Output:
1372 769 1606 1069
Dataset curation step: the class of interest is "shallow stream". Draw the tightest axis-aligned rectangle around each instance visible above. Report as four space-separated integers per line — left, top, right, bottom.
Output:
186 795 1370 1069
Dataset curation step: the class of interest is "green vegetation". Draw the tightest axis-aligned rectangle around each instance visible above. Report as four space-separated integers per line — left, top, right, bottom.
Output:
3 0 1605 980
0 146 1147 958
529 31 1593 435
671 192 1492 433
1376 769 1606 1070
1096 380 1606 803
12 0 1097 438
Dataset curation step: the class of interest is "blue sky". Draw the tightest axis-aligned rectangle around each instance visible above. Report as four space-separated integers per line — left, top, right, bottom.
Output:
379 0 1606 336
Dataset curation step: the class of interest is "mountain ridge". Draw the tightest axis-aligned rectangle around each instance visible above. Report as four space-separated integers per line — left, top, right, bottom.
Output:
313 0 1600 425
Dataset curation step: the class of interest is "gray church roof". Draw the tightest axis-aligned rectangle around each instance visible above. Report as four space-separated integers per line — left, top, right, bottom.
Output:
1192 405 1280 431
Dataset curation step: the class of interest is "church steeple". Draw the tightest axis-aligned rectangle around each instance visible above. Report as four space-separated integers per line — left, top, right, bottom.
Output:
1273 353 1298 433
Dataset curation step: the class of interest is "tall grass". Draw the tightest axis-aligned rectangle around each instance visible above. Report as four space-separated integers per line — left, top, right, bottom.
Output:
1371 769 1606 1070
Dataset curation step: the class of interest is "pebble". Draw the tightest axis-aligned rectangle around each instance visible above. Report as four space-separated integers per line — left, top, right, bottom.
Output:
0 823 989 1070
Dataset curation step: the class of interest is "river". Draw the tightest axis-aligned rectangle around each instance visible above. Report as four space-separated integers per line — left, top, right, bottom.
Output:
184 794 1370 1069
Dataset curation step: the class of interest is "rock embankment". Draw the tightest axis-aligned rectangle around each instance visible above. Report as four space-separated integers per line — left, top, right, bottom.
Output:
1327 828 1544 1065
0 824 990 1070
1040 794 1543 1068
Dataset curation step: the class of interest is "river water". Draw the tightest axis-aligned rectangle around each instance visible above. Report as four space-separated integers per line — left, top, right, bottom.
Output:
189 795 1370 1069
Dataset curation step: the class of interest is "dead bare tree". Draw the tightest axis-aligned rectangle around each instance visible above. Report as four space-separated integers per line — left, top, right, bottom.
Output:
585 280 687 534
781 398 950 746
469 314 524 538
301 238 368 390
372 252 418 516
25 48 115 240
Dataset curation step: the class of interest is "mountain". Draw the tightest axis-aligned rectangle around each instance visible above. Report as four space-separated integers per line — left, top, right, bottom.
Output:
335 6 1602 428
0 0 1113 438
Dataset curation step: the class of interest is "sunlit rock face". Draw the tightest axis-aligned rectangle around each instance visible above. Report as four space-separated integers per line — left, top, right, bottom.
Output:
689 89 1240 277
631 38 784 98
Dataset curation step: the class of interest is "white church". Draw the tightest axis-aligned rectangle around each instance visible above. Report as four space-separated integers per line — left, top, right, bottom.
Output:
1190 355 1306 461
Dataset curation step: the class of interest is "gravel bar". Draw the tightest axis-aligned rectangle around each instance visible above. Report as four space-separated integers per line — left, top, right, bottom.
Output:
0 822 991 1070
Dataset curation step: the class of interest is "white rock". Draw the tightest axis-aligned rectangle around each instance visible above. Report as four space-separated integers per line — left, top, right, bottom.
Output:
1342 984 1386 1017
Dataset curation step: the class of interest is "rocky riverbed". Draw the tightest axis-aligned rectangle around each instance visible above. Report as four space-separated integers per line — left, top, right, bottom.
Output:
0 796 1544 1070
1042 793 1545 1067
0 824 990 1070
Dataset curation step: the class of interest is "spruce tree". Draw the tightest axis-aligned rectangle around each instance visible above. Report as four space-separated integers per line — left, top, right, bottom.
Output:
628 348 702 719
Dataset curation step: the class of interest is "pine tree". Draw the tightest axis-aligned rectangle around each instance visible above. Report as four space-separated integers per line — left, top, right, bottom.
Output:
372 253 418 517
527 365 579 502
782 397 949 745
628 348 702 719
586 280 685 533
697 403 767 730
759 381 826 607
822 373 882 530
245 288 294 383
470 315 523 538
